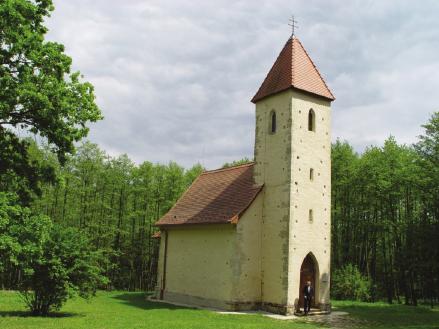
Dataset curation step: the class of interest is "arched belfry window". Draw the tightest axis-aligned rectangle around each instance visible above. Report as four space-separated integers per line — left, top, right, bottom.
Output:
270 111 276 134
308 109 315 132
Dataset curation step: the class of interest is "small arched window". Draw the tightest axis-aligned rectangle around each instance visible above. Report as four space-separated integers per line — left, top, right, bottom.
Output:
270 111 276 134
309 209 314 222
310 168 314 181
308 109 315 132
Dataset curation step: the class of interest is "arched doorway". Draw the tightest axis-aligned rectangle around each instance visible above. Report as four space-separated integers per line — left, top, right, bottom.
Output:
299 253 318 308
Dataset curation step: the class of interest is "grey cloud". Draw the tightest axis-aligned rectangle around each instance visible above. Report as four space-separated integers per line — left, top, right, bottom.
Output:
46 0 439 168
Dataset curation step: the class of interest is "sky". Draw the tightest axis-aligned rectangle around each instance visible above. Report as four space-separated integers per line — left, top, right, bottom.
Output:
46 0 439 169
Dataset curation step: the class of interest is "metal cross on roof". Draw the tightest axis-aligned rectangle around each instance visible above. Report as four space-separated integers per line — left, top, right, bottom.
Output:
288 15 298 37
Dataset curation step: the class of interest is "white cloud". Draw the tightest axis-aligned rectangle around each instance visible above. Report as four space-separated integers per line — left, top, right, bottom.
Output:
46 0 439 168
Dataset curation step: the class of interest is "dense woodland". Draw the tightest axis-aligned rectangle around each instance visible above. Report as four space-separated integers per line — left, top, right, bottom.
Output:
27 143 203 291
331 113 439 306
2 112 438 307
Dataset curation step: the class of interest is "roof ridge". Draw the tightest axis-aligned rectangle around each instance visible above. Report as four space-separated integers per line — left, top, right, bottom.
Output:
291 36 296 86
293 37 335 100
201 162 255 175
251 38 292 103
287 37 294 86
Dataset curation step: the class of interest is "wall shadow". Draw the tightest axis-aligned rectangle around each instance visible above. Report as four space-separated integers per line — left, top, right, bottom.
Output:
112 292 195 311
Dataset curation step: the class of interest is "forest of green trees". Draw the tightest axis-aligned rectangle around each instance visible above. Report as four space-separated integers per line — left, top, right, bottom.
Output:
3 112 438 307
331 113 439 306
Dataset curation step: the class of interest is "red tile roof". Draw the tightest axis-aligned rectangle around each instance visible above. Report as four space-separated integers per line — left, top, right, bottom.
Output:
155 163 263 227
251 36 335 103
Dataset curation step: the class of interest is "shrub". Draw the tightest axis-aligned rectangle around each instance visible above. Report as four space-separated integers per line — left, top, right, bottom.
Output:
0 192 107 315
332 264 372 301
19 225 108 315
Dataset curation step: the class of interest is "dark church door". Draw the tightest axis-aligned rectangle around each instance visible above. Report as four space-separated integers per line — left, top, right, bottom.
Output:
299 254 316 308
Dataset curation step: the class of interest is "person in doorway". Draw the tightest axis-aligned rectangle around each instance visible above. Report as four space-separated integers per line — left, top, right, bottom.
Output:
303 280 313 315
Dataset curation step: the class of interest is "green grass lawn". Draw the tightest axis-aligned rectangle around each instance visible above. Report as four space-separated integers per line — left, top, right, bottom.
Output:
0 291 438 329
331 300 439 329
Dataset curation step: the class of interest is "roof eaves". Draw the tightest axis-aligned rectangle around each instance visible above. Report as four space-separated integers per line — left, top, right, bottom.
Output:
291 86 336 102
252 85 333 103
156 221 235 228
232 183 264 224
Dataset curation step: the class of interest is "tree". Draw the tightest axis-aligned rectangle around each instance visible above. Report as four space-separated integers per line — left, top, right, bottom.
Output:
0 192 51 289
0 0 102 202
222 157 253 168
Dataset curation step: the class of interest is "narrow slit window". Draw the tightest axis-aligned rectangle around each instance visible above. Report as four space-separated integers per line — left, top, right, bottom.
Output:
308 109 315 132
310 168 314 181
309 209 313 222
270 111 276 133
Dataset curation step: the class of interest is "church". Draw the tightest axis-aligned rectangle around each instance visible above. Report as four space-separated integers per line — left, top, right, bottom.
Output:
154 34 334 315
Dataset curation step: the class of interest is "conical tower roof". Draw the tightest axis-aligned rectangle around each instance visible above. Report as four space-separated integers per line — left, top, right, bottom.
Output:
251 36 335 103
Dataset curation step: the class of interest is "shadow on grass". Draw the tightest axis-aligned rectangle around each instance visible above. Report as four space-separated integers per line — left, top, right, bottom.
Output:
334 302 439 329
112 292 195 311
0 310 83 318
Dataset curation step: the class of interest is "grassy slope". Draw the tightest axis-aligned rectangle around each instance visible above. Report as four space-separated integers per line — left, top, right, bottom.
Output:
0 291 314 329
0 291 438 329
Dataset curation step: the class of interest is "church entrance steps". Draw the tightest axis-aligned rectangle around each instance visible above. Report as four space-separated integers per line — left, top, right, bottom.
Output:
294 308 331 316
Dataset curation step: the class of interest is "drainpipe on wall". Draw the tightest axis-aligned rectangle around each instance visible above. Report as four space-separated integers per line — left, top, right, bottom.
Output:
160 229 168 300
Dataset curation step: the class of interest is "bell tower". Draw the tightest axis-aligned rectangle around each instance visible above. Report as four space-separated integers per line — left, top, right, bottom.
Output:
252 36 334 314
